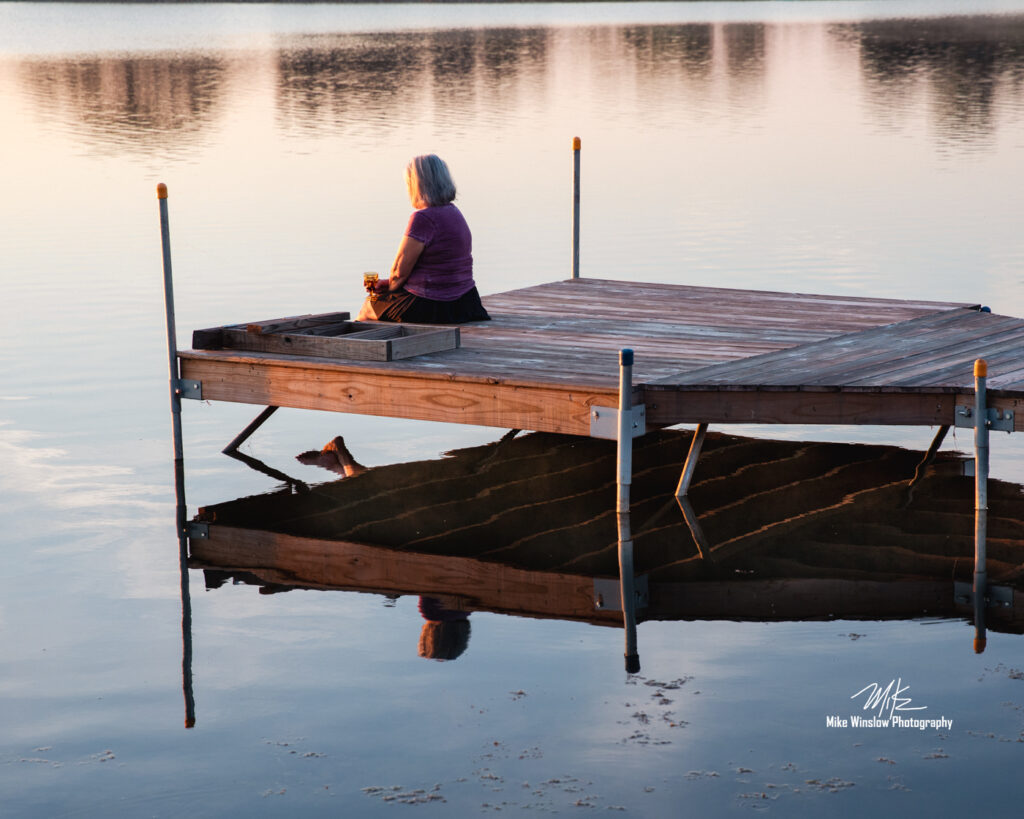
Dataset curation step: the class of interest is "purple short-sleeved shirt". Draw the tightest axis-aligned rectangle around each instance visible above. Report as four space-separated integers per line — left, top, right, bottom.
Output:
403 204 475 301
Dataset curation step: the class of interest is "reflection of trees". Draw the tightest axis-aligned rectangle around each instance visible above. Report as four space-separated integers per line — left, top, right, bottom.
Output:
275 36 423 133
722 23 766 79
14 17 1024 156
619 23 764 121
19 56 228 155
622 23 715 79
274 28 549 137
841 16 1024 146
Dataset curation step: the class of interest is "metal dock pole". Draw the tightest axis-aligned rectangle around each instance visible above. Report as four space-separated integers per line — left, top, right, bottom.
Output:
158 182 196 723
617 349 640 673
159 183 184 465
572 137 581 279
974 358 989 653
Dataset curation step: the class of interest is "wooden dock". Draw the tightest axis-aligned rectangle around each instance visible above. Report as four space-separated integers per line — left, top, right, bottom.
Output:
178 278 1024 436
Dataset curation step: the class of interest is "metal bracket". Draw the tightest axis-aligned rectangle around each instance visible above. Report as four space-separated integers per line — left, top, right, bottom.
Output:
593 575 649 611
590 404 646 440
187 521 209 540
953 581 1014 609
176 379 203 400
954 405 1014 432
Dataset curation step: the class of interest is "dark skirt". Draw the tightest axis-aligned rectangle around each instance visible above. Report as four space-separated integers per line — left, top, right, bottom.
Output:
376 286 491 324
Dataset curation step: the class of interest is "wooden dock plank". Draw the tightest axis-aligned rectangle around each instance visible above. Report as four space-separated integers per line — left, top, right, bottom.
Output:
648 310 981 386
244 311 353 335
653 309 1024 396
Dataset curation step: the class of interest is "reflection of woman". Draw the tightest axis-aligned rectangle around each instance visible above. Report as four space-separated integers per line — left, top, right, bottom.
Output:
417 596 471 661
295 435 367 477
358 154 491 324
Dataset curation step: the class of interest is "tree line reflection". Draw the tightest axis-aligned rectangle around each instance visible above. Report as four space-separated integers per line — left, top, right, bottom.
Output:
16 17 1024 155
20 54 229 156
840 16 1024 150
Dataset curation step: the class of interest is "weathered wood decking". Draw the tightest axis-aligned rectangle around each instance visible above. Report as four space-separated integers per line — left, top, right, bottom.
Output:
178 278 1024 435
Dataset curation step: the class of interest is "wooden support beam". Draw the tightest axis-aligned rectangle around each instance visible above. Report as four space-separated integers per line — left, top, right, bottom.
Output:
180 353 617 435
643 387 1009 428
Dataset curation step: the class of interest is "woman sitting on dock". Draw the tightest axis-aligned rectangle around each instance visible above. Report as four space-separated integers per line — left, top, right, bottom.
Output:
358 154 490 324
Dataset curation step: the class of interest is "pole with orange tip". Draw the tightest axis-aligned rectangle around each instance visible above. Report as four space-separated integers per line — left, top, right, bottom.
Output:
572 137 581 279
157 182 197 724
158 182 184 461
973 358 989 653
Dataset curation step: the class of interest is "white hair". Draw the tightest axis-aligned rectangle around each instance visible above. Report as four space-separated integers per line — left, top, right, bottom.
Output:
406 154 457 207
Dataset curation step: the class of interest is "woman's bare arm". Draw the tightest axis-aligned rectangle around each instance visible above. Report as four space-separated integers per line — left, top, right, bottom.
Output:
387 235 425 292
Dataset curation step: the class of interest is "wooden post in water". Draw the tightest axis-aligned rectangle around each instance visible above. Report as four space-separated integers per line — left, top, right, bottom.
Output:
158 182 196 724
974 357 989 654
617 349 640 673
572 136 581 279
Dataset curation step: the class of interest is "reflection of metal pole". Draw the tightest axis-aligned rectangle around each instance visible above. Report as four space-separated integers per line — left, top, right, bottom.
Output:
572 137 581 279
974 358 989 654
903 424 950 507
177 459 196 728
225 448 309 492
676 495 709 560
617 349 640 673
159 183 196 724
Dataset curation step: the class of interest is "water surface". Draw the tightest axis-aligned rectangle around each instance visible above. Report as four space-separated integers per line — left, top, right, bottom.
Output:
4 3 1024 815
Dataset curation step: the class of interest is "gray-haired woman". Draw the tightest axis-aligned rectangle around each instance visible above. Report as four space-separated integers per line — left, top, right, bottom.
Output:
359 154 490 324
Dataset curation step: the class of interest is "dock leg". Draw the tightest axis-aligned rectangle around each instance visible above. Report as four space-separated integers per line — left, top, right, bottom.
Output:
158 183 196 727
223 406 279 454
974 359 989 653
617 349 640 673
158 183 184 467
675 423 708 498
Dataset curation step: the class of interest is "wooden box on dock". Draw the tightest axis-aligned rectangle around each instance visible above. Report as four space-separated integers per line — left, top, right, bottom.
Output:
192 311 460 362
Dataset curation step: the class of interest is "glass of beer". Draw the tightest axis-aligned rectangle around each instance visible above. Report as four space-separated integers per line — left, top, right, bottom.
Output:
363 271 379 301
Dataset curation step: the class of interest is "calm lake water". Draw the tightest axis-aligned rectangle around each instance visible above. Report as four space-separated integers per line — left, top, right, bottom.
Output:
4 2 1024 816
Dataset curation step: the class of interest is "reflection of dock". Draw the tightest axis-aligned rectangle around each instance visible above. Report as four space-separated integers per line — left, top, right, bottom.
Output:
189 430 1024 633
